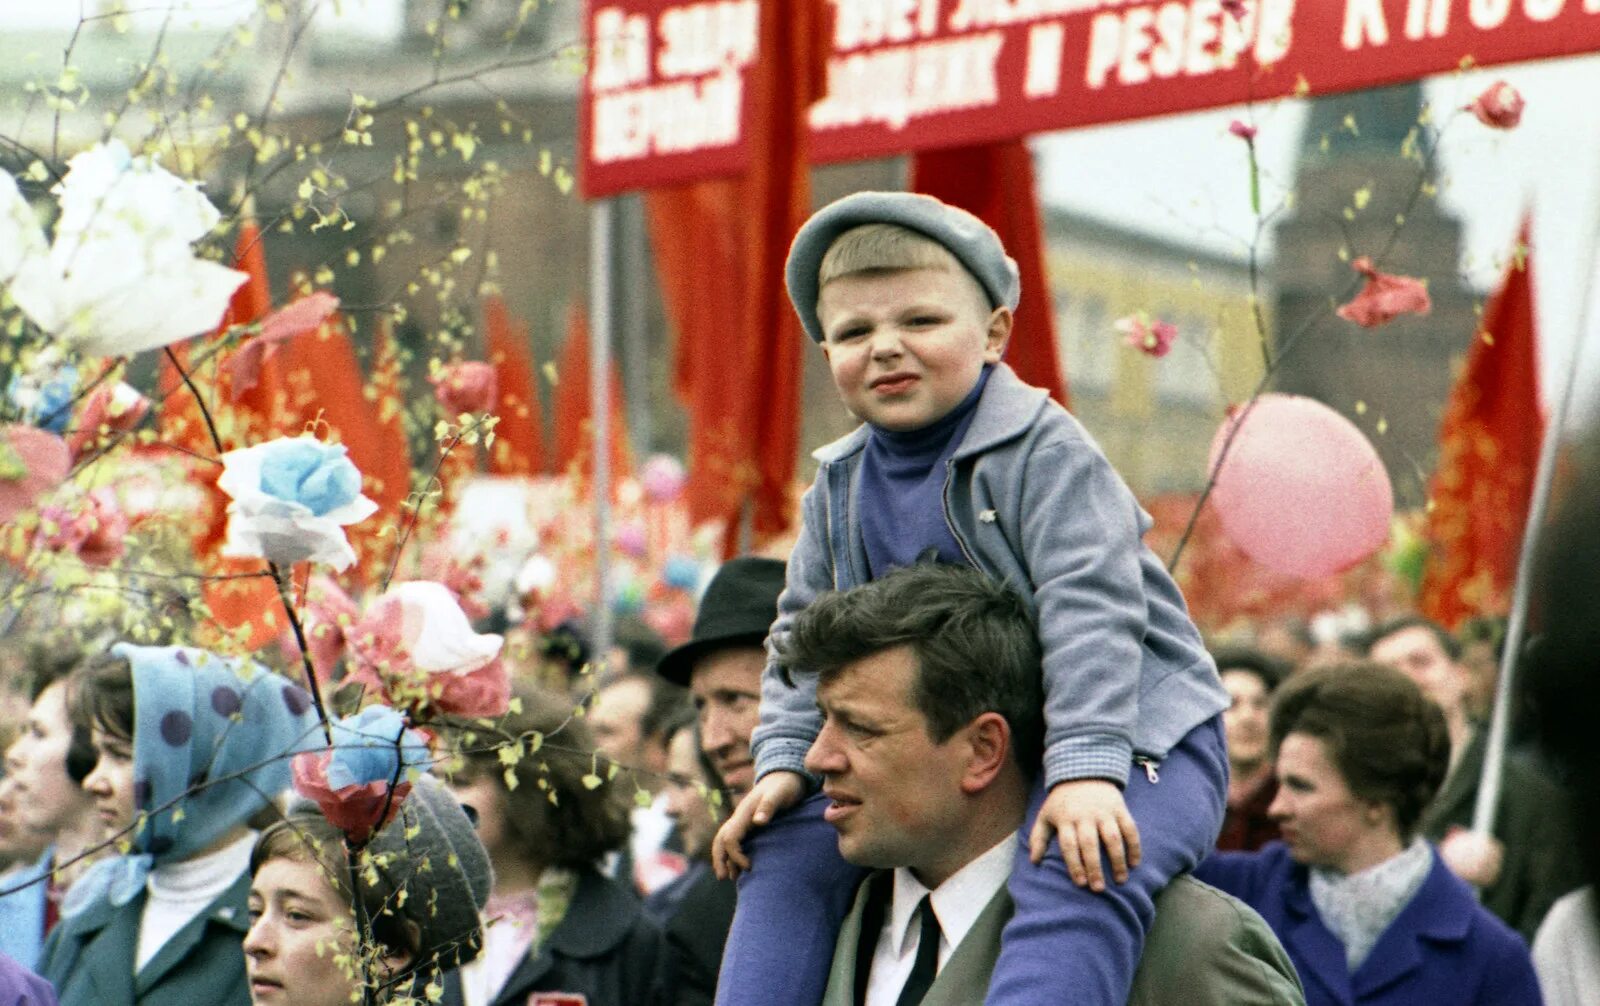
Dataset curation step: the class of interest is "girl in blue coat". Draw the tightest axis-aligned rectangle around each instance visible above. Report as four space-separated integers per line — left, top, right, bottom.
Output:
1195 661 1541 1006
38 645 320 1006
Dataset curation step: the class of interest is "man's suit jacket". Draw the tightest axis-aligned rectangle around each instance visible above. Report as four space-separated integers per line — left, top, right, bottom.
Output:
820 874 1305 1006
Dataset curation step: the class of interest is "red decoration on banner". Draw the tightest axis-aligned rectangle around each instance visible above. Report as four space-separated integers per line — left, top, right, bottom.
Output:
911 140 1068 407
483 296 550 477
583 2 1600 195
1419 222 1543 629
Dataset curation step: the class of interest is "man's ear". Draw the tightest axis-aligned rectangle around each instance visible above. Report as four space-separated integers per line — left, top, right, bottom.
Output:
959 712 1011 795
983 308 1012 364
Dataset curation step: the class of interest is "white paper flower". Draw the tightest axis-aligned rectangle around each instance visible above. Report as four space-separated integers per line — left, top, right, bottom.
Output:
217 436 378 571
3 140 248 358
346 581 509 719
0 171 46 285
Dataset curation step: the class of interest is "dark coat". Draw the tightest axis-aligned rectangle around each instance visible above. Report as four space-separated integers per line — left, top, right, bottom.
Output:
444 866 668 1006
1196 842 1542 1006
651 863 735 1006
1420 730 1582 940
37 870 251 1006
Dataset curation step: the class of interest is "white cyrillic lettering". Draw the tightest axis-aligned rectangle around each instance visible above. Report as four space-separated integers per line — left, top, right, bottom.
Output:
1024 22 1067 96
1404 0 1450 38
1523 0 1566 22
1084 12 1122 89
1342 0 1390 49
591 8 650 91
1119 6 1155 84
1468 0 1512 27
1255 0 1295 64
1150 3 1188 79
1185 1 1222 74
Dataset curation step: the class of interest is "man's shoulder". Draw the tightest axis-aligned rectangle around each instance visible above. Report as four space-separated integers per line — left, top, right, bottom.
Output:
1134 875 1305 1006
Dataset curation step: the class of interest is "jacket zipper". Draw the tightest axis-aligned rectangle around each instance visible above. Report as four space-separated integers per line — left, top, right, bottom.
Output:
942 459 980 568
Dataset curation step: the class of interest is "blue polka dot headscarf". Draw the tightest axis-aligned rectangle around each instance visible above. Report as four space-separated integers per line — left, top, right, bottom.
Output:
65 643 322 914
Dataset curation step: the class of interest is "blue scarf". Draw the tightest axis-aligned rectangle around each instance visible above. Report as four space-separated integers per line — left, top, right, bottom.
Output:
63 644 321 916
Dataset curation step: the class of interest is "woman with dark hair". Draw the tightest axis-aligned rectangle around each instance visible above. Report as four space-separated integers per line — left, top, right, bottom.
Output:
243 774 492 1006
442 684 667 1006
0 644 101 970
1195 661 1541 1005
39 645 320 1006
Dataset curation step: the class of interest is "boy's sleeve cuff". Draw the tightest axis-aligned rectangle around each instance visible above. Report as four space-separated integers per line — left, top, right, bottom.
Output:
1043 735 1133 789
753 739 821 789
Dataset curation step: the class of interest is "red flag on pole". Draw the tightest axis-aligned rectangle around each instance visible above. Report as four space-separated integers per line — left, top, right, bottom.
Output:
911 141 1069 407
1418 220 1543 628
552 305 631 480
643 0 822 551
483 295 549 476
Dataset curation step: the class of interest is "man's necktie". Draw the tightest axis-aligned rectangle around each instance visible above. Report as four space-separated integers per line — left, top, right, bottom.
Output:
895 895 942 1006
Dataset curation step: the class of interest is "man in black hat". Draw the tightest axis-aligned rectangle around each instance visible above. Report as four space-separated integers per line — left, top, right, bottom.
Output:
654 556 786 1006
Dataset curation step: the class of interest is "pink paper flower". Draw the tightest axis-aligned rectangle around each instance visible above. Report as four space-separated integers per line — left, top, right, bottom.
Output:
34 490 127 566
1116 313 1179 358
224 292 340 400
431 361 498 416
1465 81 1524 130
67 381 149 460
0 425 70 524
1229 120 1258 141
291 705 429 844
419 546 489 621
346 581 509 719
640 454 686 503
1337 257 1432 328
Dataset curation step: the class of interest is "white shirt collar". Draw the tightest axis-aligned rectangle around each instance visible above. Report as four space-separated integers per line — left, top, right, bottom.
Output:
888 833 1014 960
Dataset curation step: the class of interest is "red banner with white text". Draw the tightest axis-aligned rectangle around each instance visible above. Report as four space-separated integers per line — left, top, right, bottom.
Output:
582 0 1600 197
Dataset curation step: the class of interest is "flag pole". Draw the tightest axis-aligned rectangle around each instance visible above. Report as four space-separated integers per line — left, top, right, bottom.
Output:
589 198 615 670
1471 238 1598 835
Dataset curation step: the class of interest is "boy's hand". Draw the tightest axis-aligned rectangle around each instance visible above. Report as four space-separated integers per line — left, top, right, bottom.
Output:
1029 779 1141 892
711 770 806 881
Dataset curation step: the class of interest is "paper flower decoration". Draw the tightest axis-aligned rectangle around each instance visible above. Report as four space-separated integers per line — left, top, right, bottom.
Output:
1116 313 1179 357
1207 394 1393 579
641 454 687 502
3 140 248 357
291 705 431 844
280 574 360 683
346 581 510 719
0 425 70 524
34 489 128 566
431 361 498 415
217 435 378 571
1336 257 1431 328
66 381 149 460
1466 81 1524 130
5 353 78 434
224 292 341 400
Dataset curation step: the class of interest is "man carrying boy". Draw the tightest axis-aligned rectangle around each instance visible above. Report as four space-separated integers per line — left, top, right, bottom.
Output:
711 192 1231 1005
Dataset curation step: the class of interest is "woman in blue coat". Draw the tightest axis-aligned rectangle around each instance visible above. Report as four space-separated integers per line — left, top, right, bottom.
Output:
1195 661 1541 1006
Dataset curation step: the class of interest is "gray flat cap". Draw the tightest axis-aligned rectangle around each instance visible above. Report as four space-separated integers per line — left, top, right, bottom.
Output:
785 191 1021 344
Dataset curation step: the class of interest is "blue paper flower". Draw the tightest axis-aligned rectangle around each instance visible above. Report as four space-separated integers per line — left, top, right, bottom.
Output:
257 438 362 517
216 435 378 571
7 360 78 434
324 705 430 791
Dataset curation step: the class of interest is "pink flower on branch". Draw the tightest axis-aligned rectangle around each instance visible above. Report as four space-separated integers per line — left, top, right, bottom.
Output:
345 580 509 720
34 490 128 566
0 425 70 524
223 291 341 400
66 381 149 461
1336 257 1431 328
1228 119 1258 141
1116 313 1179 358
1465 81 1524 130
431 361 498 416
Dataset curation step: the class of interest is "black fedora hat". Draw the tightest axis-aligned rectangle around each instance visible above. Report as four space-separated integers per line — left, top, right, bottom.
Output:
657 557 785 686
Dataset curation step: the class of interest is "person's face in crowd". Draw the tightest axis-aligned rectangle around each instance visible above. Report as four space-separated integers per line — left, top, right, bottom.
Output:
82 726 138 837
804 644 979 888
1269 732 1387 874
817 266 1007 432
661 727 722 860
0 779 51 862
3 681 94 837
244 855 376 1006
589 676 652 773
1221 669 1272 773
446 770 509 865
1369 626 1468 719
687 647 764 803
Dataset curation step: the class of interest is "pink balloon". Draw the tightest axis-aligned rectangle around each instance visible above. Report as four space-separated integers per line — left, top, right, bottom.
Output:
1206 394 1393 580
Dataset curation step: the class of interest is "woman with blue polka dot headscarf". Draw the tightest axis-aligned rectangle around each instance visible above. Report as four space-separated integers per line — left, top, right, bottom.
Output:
37 644 321 1006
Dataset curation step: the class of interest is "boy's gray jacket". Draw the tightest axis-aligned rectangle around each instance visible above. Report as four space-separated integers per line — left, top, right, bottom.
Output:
751 364 1229 788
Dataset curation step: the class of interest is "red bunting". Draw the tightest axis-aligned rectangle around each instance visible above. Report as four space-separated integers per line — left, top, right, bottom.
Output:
483 295 549 477
551 305 632 482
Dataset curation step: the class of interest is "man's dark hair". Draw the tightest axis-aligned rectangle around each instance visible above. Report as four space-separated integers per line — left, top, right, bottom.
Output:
777 564 1044 776
1211 645 1288 693
614 617 669 674
1364 614 1462 662
24 642 98 782
1269 661 1450 841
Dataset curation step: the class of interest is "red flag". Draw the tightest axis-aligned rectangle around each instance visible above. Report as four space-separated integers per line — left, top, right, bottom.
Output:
1418 220 1543 628
483 296 549 476
911 141 1069 407
643 0 821 551
551 306 631 480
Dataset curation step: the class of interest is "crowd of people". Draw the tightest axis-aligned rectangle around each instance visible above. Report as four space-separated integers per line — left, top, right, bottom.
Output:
1 189 1597 1006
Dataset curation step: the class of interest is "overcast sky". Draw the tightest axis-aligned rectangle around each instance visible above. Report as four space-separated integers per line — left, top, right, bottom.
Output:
9 3 1598 424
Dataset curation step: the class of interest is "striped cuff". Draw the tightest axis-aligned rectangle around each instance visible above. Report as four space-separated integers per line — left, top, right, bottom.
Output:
1043 734 1133 789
